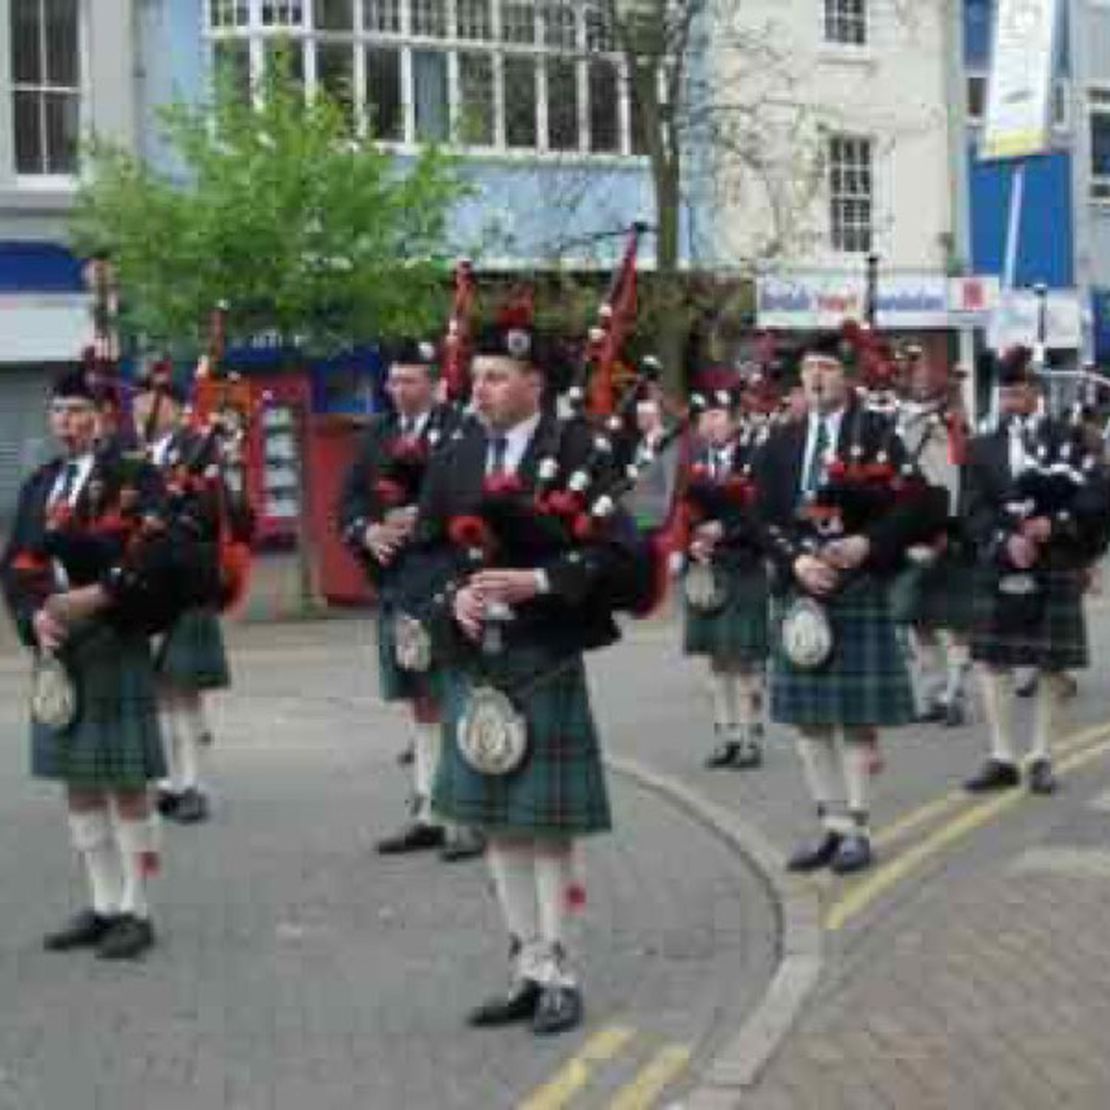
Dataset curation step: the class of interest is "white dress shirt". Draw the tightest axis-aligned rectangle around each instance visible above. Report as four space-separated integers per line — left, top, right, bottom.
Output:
485 412 542 475
48 452 95 508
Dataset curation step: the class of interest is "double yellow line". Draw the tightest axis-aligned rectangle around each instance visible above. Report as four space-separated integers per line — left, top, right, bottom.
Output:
826 718 1110 932
518 1026 691 1110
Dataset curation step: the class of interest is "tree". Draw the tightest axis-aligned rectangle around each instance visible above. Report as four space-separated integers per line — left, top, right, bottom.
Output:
71 53 468 356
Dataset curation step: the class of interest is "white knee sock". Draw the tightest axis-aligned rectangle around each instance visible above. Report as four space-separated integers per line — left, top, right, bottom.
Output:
941 637 972 707
839 729 873 836
795 728 849 833
412 721 442 825
111 811 160 920
1031 672 1066 762
734 669 765 743
534 848 577 988
979 668 1017 764
69 810 123 917
158 695 179 794
914 631 945 705
708 669 736 733
174 692 206 792
487 842 540 976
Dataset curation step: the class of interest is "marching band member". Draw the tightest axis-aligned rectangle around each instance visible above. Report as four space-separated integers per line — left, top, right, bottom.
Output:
964 348 1110 795
338 340 483 862
680 375 769 770
754 334 946 874
412 317 649 1036
134 362 232 825
0 370 180 959
890 348 975 726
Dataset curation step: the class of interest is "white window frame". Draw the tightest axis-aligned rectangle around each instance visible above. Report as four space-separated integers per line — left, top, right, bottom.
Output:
202 0 644 162
1091 86 1110 205
8 0 85 184
823 0 867 47
827 132 874 255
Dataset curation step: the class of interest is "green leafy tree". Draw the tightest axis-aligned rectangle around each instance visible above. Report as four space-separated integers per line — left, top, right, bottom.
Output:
71 53 468 355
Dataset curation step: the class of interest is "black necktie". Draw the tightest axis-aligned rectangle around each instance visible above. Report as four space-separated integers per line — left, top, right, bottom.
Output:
489 434 508 475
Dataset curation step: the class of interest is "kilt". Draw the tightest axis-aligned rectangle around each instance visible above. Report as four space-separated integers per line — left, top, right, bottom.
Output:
376 605 442 704
889 549 976 633
432 646 612 838
683 561 769 665
770 576 916 728
971 566 1088 670
156 608 231 690
32 623 166 788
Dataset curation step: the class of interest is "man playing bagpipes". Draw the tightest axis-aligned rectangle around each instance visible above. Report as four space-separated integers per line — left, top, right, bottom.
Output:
889 347 976 727
132 360 234 826
408 315 653 1036
753 333 947 875
963 347 1110 796
337 339 484 863
679 372 770 771
0 369 209 959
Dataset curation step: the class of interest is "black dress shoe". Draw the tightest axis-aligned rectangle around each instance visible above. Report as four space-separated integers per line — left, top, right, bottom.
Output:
830 834 874 875
1059 674 1078 700
918 700 946 724
376 822 446 855
467 980 542 1027
964 758 1021 793
397 744 415 767
44 909 117 952
705 741 740 769
440 828 486 862
532 985 584 1036
171 787 209 825
942 699 967 728
156 789 181 818
1015 674 1038 698
96 914 156 961
1028 758 1057 795
731 742 763 770
786 831 842 873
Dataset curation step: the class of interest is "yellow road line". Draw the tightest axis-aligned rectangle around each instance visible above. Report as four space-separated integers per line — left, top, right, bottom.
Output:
874 719 1110 850
518 1025 637 1110
607 1044 693 1110
826 735 1110 932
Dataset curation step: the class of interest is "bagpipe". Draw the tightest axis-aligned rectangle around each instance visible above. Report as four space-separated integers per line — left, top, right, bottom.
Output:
442 259 477 405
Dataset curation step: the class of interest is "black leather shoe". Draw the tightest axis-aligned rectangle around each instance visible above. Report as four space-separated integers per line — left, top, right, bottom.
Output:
1015 674 1038 698
532 985 584 1036
964 758 1021 793
467 980 542 1027
440 828 486 863
1028 758 1057 795
397 744 415 767
376 822 446 855
942 699 967 728
1059 674 1078 700
44 909 117 952
731 742 763 770
156 789 181 818
705 741 740 769
171 787 209 825
96 914 156 961
786 831 842 873
830 834 874 875
918 700 946 724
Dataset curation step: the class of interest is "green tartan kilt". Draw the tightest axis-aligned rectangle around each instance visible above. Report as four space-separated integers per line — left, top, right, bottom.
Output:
683 561 769 665
376 606 442 704
971 567 1088 670
432 647 612 838
770 576 915 728
32 623 166 788
889 549 976 632
155 607 231 690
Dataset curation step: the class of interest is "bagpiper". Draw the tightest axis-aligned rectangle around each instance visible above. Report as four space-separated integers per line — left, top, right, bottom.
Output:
132 360 232 825
411 316 650 1035
0 369 191 959
338 340 484 862
889 347 975 726
679 372 770 770
963 347 1110 795
753 332 946 874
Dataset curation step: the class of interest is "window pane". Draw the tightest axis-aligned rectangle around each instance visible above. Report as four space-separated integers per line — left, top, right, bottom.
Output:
547 58 578 151
588 60 618 152
586 5 615 51
213 39 252 103
318 42 355 124
1092 113 1110 177
11 0 42 84
457 0 491 39
45 0 78 86
503 1 535 43
543 3 577 48
210 1 250 26
504 56 537 148
363 0 401 32
413 49 449 141
13 90 43 173
314 0 353 29
365 46 402 140
412 0 447 36
459 53 494 145
44 91 79 173
263 1 304 25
